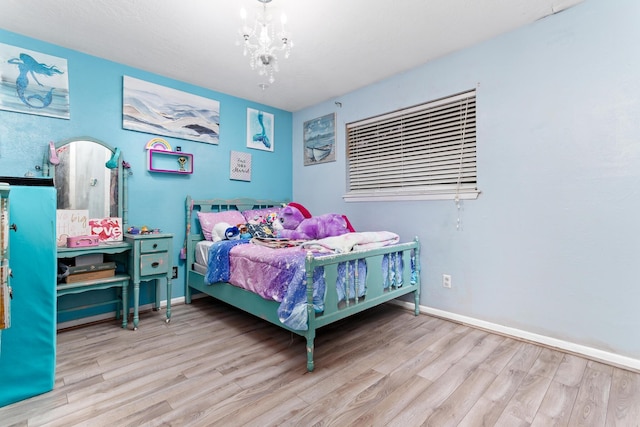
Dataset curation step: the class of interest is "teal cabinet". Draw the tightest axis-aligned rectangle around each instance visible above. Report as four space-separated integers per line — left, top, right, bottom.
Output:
0 180 56 407
125 233 173 329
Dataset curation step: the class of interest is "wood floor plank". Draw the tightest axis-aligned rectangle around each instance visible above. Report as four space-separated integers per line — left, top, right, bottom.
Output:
364 375 434 427
493 412 531 427
492 346 565 425
568 361 613 426
458 368 528 425
0 392 68 427
505 341 543 373
555 352 588 387
102 400 174 427
294 310 428 403
479 338 524 375
241 394 310 427
321 340 441 427
495 373 554 424
1 299 639 427
418 328 488 381
371 320 454 374
151 381 243 426
605 367 640 426
423 367 497 426
529 347 564 379
531 380 580 427
262 369 385 426
386 359 477 426
309 344 440 425
35 373 189 427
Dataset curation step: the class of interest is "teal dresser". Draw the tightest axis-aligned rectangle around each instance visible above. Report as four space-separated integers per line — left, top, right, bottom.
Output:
125 233 173 329
0 178 57 407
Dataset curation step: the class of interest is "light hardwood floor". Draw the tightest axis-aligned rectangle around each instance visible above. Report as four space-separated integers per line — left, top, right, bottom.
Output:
1 298 639 426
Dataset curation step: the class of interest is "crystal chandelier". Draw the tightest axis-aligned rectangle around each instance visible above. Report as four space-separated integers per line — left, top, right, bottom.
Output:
239 0 293 85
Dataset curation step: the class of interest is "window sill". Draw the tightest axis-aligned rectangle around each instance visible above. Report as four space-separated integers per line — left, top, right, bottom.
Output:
343 190 480 202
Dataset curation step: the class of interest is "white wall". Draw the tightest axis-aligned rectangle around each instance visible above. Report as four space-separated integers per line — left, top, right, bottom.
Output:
292 0 640 361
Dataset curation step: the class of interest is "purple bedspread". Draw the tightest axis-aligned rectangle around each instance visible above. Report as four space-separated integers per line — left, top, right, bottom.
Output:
206 241 325 330
205 238 406 330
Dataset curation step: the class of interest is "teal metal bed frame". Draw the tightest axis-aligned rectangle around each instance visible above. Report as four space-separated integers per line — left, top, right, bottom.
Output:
184 196 421 372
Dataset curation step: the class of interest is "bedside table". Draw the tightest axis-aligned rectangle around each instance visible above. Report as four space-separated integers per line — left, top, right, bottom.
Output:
124 233 173 329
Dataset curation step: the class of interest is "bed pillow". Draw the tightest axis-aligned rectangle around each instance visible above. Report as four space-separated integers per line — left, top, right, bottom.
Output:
197 210 246 241
241 207 283 224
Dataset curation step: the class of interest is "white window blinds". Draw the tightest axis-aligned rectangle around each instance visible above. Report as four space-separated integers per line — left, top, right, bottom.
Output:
345 90 478 201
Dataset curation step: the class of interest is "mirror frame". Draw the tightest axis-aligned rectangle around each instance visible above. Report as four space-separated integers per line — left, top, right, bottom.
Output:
43 136 128 228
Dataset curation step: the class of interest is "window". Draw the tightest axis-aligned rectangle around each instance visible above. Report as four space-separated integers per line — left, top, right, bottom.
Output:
344 90 478 201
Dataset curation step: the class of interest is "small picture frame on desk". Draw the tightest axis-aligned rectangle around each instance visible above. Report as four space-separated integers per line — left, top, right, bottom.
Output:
89 217 123 242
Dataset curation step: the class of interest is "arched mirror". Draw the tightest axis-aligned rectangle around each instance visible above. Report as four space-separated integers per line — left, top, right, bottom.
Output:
44 137 127 226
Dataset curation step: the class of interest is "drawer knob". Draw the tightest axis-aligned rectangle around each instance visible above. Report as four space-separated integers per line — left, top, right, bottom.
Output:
153 243 158 249
152 262 159 268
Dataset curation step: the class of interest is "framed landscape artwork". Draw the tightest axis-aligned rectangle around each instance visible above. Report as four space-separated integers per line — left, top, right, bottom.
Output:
123 76 220 144
303 113 336 166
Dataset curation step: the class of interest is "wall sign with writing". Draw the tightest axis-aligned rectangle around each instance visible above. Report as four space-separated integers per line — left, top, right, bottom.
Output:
230 151 252 182
56 209 90 247
89 217 123 242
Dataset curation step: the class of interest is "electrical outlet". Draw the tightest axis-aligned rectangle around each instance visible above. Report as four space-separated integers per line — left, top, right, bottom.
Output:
442 274 452 288
172 266 178 279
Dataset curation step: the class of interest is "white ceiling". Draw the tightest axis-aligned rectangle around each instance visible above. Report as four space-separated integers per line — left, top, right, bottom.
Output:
0 0 582 112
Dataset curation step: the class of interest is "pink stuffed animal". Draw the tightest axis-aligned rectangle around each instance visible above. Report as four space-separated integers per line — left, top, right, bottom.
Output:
278 203 351 240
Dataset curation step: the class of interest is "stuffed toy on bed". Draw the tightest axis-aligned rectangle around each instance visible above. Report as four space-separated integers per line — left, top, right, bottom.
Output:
277 202 353 240
211 222 241 242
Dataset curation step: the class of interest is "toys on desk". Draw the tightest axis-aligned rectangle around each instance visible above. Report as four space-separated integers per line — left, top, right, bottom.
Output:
127 225 161 235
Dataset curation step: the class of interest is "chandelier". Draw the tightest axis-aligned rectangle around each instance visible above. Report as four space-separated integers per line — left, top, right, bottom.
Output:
239 0 293 85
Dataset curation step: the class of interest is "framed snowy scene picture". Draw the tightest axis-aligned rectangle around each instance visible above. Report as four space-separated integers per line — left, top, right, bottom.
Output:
304 113 336 165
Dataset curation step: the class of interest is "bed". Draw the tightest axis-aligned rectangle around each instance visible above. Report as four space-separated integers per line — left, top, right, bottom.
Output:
183 196 421 372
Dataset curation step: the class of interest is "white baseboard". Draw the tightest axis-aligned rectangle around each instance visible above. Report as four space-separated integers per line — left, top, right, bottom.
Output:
56 296 187 330
391 300 640 373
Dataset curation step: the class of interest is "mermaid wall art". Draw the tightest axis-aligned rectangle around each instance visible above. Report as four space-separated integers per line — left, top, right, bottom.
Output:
246 108 274 152
0 43 70 119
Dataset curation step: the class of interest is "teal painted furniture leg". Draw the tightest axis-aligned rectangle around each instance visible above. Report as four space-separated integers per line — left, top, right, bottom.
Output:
121 283 128 328
132 280 140 330
306 332 316 372
165 276 171 322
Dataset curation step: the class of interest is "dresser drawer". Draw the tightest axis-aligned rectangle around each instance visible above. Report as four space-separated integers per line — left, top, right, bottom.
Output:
140 238 171 253
139 252 170 276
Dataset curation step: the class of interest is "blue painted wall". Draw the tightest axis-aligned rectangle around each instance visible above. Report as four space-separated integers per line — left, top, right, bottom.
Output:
293 0 640 360
0 29 293 310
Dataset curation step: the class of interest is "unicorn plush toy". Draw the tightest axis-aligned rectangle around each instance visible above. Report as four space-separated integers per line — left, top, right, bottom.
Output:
277 203 353 240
